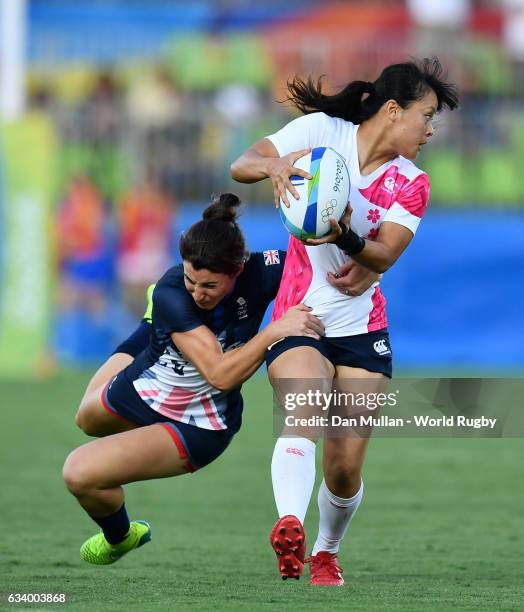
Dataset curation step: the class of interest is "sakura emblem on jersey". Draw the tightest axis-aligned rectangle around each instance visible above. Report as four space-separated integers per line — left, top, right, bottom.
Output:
367 209 381 223
263 250 280 265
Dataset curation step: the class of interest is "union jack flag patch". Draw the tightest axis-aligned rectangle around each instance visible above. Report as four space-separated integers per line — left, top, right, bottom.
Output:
263 250 280 265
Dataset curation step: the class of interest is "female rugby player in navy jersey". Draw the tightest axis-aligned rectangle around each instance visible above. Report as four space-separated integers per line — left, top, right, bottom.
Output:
63 193 324 565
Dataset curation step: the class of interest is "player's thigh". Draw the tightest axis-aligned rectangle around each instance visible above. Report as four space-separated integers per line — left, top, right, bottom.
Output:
80 353 133 401
268 346 335 380
76 384 137 437
64 424 190 490
269 346 335 440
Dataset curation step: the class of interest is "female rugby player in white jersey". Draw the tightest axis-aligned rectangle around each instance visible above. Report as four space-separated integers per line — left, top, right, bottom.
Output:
62 193 325 565
231 58 459 586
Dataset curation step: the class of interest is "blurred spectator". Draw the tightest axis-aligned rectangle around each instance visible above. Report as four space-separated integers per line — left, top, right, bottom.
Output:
82 69 123 144
501 0 524 88
75 70 127 202
407 0 471 29
125 64 187 192
116 175 175 319
27 83 55 114
126 64 183 132
212 83 262 125
56 175 114 312
407 0 472 56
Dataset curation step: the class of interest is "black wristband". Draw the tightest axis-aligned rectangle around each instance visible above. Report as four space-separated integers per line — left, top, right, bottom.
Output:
334 222 366 255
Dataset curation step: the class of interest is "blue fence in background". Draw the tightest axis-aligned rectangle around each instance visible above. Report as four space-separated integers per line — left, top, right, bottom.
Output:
54 205 524 373
177 206 524 372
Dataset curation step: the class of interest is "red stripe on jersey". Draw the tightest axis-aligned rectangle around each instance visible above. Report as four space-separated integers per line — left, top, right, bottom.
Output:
201 394 225 430
160 423 196 472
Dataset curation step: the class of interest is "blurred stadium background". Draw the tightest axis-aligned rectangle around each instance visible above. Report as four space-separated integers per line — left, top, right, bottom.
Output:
2 3 524 610
1 0 523 376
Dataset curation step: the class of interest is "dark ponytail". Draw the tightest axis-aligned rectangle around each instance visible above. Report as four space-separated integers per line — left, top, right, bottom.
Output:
179 193 248 275
285 57 459 123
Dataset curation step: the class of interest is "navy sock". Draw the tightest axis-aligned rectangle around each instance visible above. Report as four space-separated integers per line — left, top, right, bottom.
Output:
112 320 151 358
89 504 131 545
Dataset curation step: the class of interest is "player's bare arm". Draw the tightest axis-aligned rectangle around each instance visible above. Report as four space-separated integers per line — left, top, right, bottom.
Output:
231 139 312 207
172 305 324 392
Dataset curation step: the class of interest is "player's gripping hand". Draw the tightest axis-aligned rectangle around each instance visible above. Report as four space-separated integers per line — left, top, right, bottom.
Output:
327 260 381 297
304 203 353 246
271 304 324 340
266 149 312 208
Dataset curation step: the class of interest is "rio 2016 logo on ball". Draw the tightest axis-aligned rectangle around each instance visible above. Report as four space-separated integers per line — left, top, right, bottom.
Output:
279 147 350 240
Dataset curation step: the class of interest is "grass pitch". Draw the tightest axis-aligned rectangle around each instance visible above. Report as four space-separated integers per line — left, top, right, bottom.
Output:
0 373 522 611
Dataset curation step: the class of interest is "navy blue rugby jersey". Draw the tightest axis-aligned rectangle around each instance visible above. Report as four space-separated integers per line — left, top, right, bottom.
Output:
124 250 286 432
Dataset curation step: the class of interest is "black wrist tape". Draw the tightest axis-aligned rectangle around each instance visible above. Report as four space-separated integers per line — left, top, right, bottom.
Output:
334 223 366 255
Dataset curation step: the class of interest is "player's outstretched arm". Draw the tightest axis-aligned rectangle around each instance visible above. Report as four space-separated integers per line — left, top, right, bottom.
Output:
171 305 324 392
231 138 311 208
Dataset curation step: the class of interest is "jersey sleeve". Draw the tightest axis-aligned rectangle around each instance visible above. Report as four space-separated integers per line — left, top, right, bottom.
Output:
254 250 286 302
152 282 202 335
266 113 331 157
383 173 430 235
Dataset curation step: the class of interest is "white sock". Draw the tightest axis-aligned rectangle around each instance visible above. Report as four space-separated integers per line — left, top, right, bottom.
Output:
311 479 364 555
271 437 316 523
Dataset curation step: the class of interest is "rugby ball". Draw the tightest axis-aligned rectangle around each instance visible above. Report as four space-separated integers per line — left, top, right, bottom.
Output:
279 147 350 240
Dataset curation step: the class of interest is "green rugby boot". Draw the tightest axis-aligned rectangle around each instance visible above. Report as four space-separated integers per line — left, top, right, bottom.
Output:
80 520 151 565
143 284 156 324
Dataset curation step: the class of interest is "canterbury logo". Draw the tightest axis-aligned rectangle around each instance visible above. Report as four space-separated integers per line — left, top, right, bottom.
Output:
373 339 390 354
286 447 305 456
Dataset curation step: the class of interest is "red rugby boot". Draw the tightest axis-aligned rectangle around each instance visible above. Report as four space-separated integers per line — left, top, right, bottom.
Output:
307 551 344 586
269 515 306 580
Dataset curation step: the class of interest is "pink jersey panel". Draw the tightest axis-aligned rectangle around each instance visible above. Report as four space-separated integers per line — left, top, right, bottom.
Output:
358 167 410 210
367 286 388 332
272 236 313 321
396 173 430 218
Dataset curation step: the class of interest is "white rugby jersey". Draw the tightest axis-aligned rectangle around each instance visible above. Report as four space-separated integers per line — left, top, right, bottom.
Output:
266 112 430 337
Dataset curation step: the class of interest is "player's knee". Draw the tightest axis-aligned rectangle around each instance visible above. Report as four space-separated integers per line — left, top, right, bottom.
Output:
324 459 361 495
75 398 99 436
75 408 94 435
63 451 96 497
74 406 85 430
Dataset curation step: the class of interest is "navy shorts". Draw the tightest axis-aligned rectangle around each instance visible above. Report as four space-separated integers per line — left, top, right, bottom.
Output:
102 370 237 472
265 329 392 378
